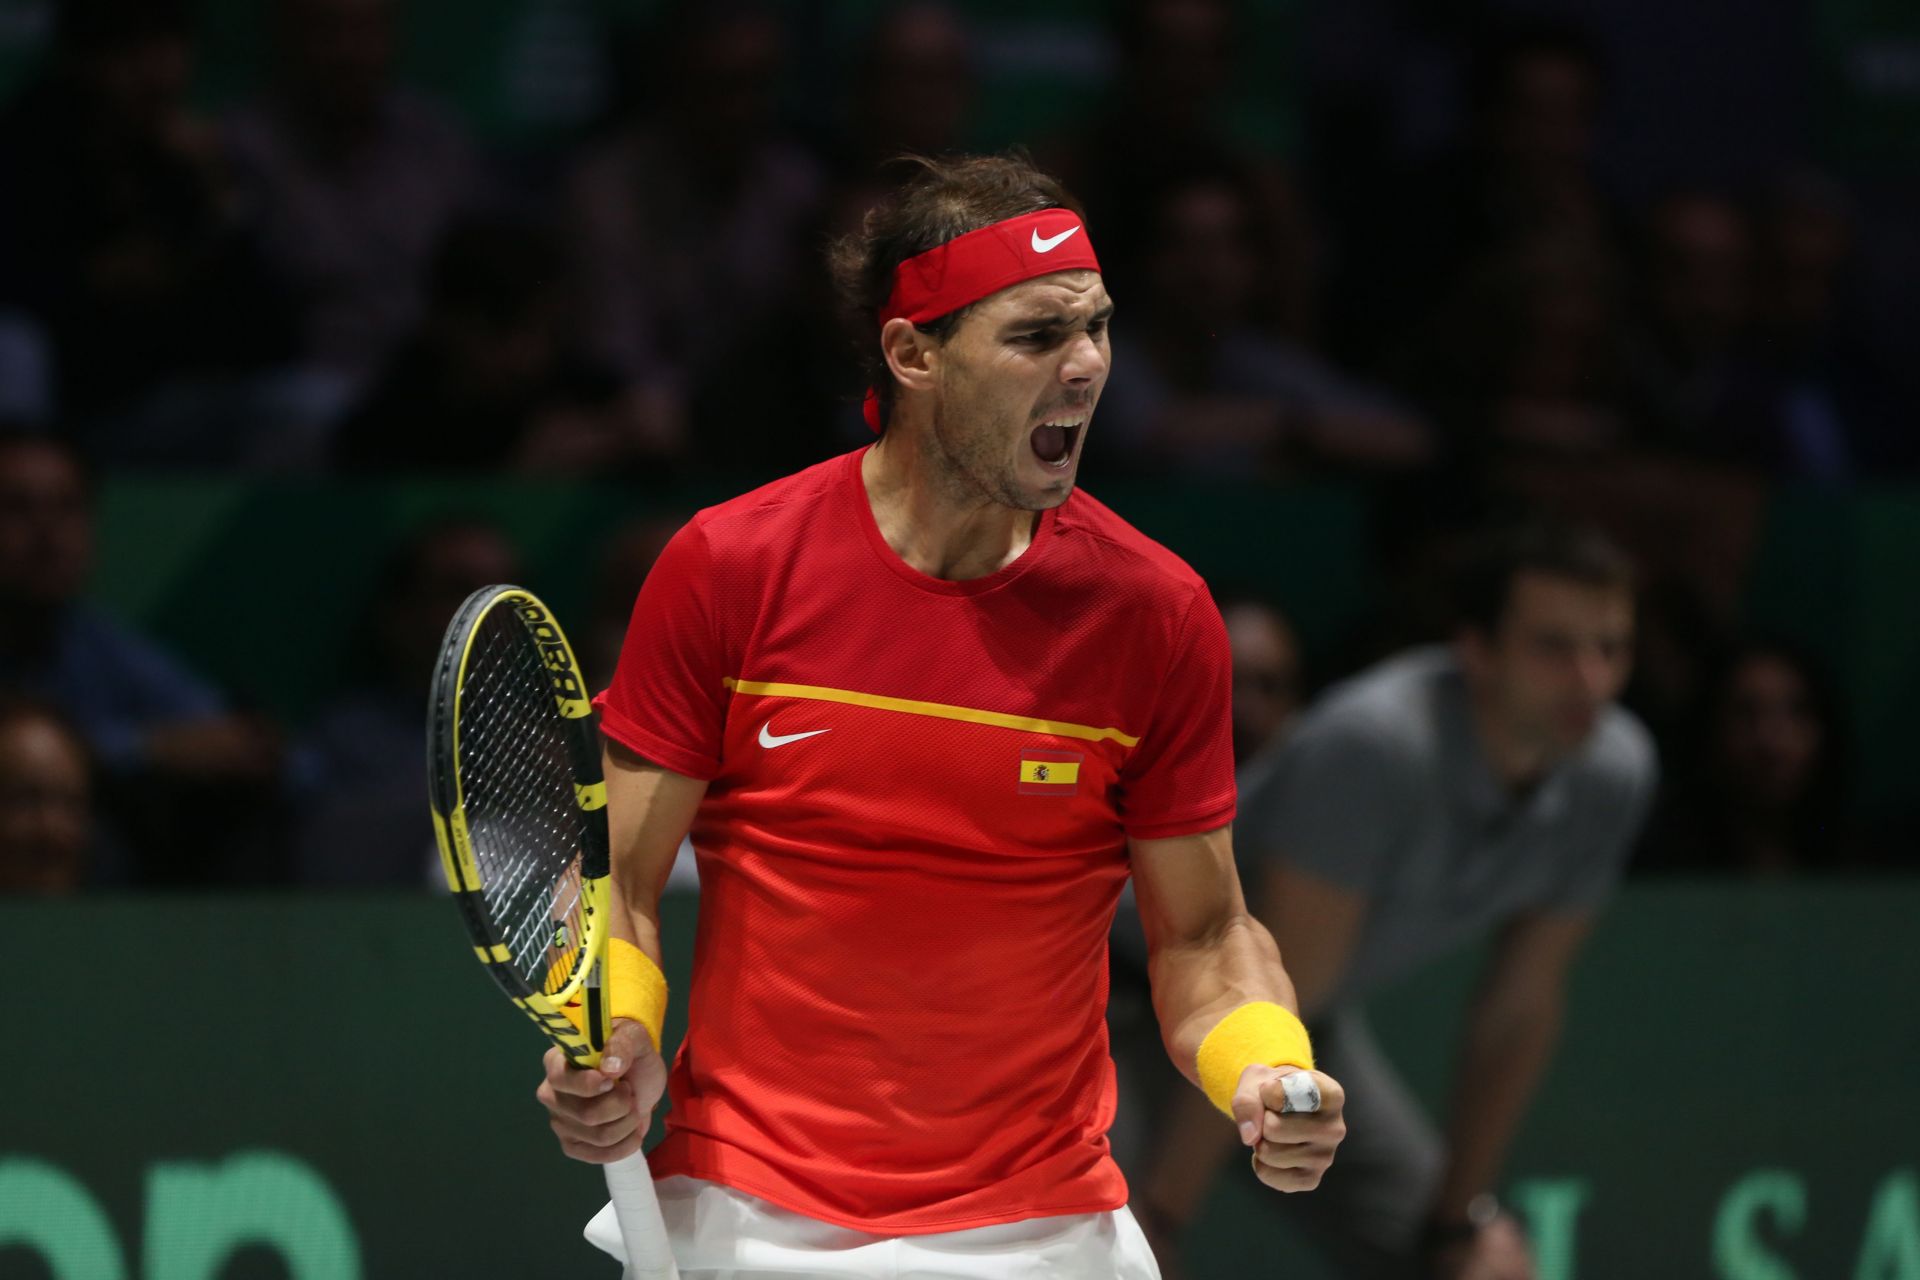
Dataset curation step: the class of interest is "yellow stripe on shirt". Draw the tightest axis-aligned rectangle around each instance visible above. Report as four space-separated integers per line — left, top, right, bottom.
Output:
723 678 1141 748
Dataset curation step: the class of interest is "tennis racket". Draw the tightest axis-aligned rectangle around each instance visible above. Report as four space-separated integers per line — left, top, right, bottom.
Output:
427 584 679 1280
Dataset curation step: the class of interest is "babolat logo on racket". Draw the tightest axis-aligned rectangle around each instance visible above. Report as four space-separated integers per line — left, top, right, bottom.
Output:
514 600 588 706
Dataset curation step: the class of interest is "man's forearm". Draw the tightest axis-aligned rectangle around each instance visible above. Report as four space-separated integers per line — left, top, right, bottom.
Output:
1432 987 1565 1219
603 749 706 967
609 841 671 968
1149 910 1300 1085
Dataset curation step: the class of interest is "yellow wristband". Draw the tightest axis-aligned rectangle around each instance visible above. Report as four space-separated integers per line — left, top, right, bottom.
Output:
608 936 669 1054
1195 1001 1315 1116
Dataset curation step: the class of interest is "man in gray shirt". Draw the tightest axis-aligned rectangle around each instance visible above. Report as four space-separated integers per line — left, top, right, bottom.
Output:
1134 522 1657 1280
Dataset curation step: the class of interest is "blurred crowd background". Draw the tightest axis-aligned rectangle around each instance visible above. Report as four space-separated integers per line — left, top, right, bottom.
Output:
0 0 1915 894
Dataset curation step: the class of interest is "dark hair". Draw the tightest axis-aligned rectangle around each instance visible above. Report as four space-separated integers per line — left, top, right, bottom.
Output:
1700 636 1854 863
826 151 1084 432
1708 637 1846 766
1454 519 1635 635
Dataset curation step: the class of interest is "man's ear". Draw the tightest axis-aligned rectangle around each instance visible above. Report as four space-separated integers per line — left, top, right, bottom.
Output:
880 317 940 398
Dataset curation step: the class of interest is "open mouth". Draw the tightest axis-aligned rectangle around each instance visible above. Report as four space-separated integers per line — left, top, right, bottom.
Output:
1029 414 1085 468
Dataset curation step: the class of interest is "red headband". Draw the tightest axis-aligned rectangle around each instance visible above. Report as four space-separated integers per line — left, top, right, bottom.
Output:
865 208 1100 430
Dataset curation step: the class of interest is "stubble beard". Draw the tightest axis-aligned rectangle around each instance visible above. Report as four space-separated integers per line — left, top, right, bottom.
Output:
928 395 1055 513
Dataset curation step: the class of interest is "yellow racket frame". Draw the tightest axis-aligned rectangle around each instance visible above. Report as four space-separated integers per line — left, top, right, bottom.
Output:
428 585 615 1067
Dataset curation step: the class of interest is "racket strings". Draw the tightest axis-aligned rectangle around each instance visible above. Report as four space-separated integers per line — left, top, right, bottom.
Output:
456 608 592 995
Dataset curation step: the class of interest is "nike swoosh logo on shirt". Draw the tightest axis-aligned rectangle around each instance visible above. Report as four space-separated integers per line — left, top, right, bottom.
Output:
1030 225 1081 253
758 721 831 749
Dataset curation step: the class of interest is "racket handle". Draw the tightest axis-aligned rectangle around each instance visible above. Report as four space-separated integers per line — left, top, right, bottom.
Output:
605 1149 680 1280
1279 1071 1322 1115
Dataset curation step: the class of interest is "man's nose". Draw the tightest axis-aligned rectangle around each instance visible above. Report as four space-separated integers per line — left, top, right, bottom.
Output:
1059 331 1108 385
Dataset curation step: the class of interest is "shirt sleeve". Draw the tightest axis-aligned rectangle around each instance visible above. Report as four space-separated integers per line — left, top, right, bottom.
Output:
1116 589 1236 840
592 519 727 780
1236 710 1417 893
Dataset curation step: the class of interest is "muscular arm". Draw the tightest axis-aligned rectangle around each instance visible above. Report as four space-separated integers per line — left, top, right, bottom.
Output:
603 736 707 967
1132 825 1296 1077
1430 909 1594 1222
1136 855 1370 1227
1133 825 1347 1207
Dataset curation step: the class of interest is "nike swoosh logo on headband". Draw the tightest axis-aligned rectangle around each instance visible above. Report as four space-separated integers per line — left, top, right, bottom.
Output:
1031 225 1082 253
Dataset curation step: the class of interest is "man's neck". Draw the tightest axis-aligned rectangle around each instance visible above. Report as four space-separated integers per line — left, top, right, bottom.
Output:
861 431 1039 582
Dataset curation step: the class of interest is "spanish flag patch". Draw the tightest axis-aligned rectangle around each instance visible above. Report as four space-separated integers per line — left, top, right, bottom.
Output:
1018 750 1083 795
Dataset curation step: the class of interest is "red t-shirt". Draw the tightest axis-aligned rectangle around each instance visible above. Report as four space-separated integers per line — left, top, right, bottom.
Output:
596 447 1235 1233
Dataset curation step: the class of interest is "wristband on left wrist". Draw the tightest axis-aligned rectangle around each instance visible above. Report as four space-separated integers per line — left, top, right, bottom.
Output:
1194 1000 1315 1116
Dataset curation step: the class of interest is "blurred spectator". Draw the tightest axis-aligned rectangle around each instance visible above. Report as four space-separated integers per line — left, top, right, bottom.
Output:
1131 522 1656 1279
0 0 297 457
1224 598 1303 768
332 215 673 473
562 1 828 471
1625 190 1756 458
1713 173 1914 479
0 697 94 894
1393 231 1635 468
0 432 285 881
290 517 519 885
1334 18 1618 370
1453 20 1613 253
222 0 482 391
1643 640 1871 875
832 2 974 185
1095 164 1431 477
1041 0 1285 275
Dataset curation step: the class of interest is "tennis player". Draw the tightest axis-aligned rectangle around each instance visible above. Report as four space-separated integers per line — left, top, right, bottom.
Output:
536 153 1346 1278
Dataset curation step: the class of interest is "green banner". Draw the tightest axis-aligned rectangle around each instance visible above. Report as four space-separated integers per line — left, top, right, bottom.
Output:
0 884 1913 1278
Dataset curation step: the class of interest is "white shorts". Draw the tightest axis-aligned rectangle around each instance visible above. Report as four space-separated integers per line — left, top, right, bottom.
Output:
584 1175 1162 1279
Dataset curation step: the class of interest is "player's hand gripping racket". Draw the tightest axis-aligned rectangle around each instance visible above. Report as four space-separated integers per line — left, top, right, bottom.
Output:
428 585 679 1280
